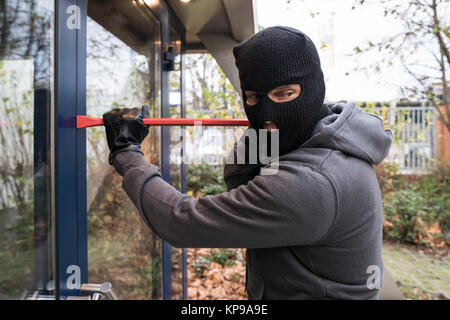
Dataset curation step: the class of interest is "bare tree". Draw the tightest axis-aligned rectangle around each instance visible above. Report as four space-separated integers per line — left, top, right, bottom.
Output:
351 0 450 133
0 0 52 212
185 54 242 117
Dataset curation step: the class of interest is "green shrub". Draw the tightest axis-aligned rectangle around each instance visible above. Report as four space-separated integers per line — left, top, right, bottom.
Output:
381 163 450 246
187 164 227 196
383 189 431 244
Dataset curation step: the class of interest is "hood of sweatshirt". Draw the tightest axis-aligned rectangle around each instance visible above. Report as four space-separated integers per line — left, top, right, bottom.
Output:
301 101 393 165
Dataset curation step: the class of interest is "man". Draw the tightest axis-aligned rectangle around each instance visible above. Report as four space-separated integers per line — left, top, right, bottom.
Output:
103 26 392 299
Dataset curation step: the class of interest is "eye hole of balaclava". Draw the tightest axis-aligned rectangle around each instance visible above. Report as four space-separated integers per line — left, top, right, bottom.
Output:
233 26 331 156
245 83 302 107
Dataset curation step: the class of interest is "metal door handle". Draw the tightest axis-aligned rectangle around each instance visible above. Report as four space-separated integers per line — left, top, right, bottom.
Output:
24 282 119 300
80 282 119 300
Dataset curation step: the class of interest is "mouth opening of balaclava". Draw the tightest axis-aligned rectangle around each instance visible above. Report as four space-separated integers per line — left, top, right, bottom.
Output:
233 26 332 157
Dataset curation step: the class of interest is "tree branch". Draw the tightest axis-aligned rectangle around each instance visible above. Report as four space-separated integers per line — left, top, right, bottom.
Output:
431 0 450 66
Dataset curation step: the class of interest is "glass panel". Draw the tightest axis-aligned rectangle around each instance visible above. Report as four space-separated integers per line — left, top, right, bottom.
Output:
168 26 183 300
86 9 162 299
0 0 54 299
184 53 246 299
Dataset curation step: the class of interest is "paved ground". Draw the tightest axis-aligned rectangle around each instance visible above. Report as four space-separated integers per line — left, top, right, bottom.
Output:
382 241 449 300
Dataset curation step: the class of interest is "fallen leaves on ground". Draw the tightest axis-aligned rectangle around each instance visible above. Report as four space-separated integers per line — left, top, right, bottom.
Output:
187 248 247 300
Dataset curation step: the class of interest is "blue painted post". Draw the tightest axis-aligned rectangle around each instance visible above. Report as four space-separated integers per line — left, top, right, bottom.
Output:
55 0 87 299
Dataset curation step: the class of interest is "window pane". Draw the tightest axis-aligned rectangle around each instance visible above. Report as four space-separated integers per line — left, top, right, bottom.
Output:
86 11 162 299
0 0 54 300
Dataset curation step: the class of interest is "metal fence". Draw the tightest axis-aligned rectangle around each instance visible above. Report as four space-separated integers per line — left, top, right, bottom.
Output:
181 102 437 174
369 101 436 174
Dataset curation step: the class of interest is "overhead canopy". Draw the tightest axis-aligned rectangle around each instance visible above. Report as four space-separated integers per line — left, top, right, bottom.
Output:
88 0 163 55
167 0 257 93
88 0 257 94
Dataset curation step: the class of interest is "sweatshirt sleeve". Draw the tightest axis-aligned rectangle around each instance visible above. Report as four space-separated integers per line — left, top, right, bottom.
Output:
113 151 337 249
223 139 261 191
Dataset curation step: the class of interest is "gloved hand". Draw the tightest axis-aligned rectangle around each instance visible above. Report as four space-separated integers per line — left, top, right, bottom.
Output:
223 128 263 191
103 106 150 165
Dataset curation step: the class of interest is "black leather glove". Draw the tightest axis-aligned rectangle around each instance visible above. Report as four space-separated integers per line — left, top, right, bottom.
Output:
103 106 150 165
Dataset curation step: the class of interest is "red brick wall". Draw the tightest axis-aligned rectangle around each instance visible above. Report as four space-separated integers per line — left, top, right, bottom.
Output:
436 105 450 164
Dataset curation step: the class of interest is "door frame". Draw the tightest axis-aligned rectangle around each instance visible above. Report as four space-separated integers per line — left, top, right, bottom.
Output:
54 0 88 299
149 1 187 300
54 0 187 299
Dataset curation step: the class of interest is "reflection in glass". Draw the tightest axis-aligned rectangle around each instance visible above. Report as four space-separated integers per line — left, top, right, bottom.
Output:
0 0 54 299
86 13 162 299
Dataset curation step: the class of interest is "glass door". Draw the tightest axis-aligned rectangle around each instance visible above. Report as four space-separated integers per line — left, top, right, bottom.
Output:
0 0 55 299
0 0 188 300
83 0 187 300
86 1 163 299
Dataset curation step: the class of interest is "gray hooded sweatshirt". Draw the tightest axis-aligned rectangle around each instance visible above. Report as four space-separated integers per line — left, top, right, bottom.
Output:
112 102 393 300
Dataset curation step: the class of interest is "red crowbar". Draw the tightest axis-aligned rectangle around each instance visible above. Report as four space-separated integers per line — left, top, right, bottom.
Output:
77 116 250 129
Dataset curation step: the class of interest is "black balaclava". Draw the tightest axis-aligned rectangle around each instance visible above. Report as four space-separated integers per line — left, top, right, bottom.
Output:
233 26 332 156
